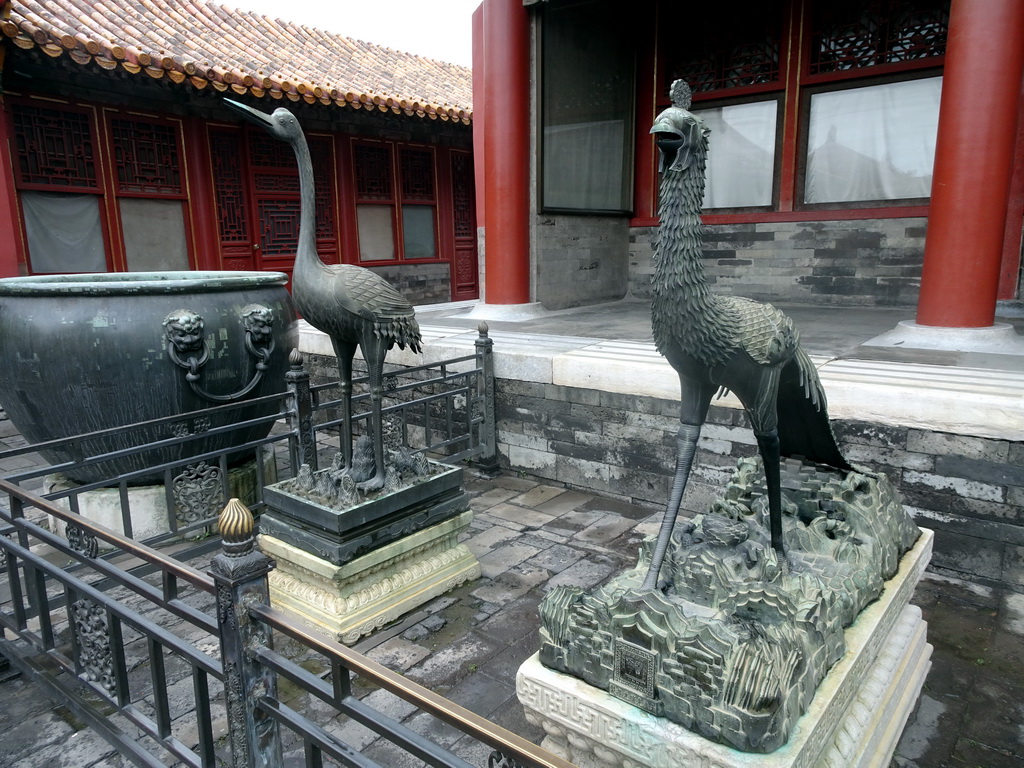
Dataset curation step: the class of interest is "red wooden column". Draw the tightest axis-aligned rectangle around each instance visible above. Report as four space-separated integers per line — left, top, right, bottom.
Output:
480 0 531 304
0 99 25 277
183 116 221 271
916 0 1024 327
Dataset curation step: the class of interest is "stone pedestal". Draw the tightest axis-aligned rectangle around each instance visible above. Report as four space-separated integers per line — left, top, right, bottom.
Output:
518 529 933 768
259 510 480 643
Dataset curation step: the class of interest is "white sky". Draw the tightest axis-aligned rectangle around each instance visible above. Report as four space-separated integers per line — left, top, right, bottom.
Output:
225 0 480 67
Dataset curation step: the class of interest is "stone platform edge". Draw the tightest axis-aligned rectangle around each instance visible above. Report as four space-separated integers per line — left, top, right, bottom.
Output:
299 322 1024 442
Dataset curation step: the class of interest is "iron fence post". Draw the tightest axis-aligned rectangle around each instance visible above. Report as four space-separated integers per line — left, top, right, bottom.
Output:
210 499 282 768
474 322 501 475
285 349 318 472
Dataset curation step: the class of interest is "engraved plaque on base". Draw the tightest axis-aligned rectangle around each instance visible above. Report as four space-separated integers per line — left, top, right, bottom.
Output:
610 639 663 716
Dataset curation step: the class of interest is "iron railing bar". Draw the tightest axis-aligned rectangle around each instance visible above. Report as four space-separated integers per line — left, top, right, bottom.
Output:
0 540 222 676
0 638 171 768
308 357 478 397
256 698 384 768
0 482 217 593
119 701 204 768
119 480 134 540
192 668 217 768
0 515 219 631
164 467 179 534
3 409 289 483
18 428 288 491
0 393 287 460
304 742 325 768
257 648 478 768
251 605 576 768
313 381 475 416
4 540 28 631
27 561 54 650
149 637 172 739
110 612 131 707
251 660 476 768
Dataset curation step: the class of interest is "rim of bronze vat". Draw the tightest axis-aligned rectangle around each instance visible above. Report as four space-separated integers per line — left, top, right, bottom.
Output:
0 271 289 296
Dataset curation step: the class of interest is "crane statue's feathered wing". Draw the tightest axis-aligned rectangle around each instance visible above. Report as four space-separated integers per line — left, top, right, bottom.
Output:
333 266 423 352
723 295 853 472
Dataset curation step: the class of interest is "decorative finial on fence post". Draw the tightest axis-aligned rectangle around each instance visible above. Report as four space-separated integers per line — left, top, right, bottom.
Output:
218 498 255 557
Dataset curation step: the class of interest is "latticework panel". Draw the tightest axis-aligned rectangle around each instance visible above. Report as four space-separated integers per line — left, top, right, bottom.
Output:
248 132 297 169
111 119 182 195
11 102 98 190
810 0 948 74
400 149 435 202
668 35 780 94
310 137 336 242
450 152 474 240
257 199 300 256
209 128 250 244
354 144 393 201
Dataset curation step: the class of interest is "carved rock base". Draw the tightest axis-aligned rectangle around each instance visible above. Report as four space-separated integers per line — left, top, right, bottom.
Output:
519 528 933 768
259 509 481 644
45 450 275 547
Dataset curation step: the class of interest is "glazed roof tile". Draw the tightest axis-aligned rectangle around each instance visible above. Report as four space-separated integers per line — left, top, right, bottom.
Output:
1 0 473 122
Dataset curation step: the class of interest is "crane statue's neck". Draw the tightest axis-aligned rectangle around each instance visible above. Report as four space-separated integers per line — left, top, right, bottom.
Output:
652 154 713 305
290 132 324 276
651 145 738 365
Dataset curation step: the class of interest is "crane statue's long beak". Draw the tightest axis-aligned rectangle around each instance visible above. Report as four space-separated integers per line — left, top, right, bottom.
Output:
224 98 274 128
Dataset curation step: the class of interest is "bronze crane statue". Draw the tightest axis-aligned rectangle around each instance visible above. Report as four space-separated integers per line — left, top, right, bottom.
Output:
642 81 853 592
226 100 422 491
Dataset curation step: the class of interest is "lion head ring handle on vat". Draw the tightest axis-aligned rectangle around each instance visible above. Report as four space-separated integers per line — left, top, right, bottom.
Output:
163 304 276 402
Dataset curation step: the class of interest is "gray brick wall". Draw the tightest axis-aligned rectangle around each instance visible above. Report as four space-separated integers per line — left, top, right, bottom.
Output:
535 214 631 310
367 263 451 305
630 217 927 307
495 377 1024 590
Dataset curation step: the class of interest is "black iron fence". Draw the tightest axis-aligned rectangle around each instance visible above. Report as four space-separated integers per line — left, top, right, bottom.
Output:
0 327 567 767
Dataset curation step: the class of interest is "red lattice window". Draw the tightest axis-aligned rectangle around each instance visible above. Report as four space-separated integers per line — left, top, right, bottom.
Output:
111 118 183 195
400 149 435 202
257 199 302 256
248 131 298 170
661 5 783 96
810 0 948 75
209 128 250 244
451 152 474 240
670 37 781 94
310 137 336 243
11 102 99 191
354 144 393 201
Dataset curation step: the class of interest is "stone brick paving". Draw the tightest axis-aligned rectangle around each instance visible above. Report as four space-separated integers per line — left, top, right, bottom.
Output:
0 462 1022 766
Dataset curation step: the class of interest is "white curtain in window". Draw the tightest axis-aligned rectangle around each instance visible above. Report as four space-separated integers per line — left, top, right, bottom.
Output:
120 198 189 271
695 101 778 209
805 77 942 204
543 120 626 211
21 191 107 273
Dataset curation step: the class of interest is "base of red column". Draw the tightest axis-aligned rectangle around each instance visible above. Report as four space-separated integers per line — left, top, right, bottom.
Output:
862 320 1024 354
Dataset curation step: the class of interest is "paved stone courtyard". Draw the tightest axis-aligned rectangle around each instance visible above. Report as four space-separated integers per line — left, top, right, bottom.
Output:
0 464 1022 766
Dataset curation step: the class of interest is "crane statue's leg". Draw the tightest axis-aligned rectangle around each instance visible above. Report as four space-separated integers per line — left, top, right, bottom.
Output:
641 422 702 592
359 335 390 492
640 373 715 592
332 340 358 474
755 428 784 555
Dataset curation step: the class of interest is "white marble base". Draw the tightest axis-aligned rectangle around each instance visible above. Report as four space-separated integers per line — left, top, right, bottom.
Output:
259 509 481 644
518 529 934 768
